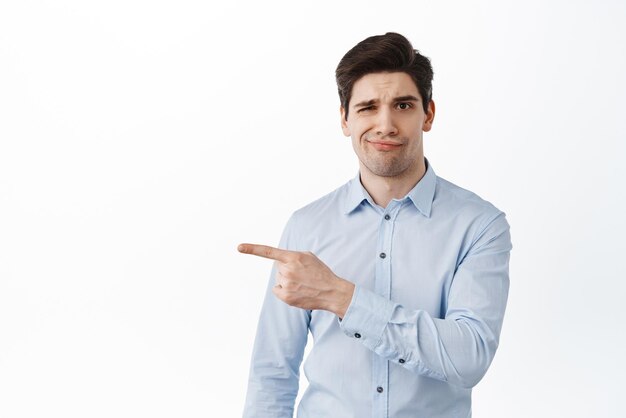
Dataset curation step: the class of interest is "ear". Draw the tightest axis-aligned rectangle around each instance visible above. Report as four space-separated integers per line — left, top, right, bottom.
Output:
423 100 435 132
340 105 351 137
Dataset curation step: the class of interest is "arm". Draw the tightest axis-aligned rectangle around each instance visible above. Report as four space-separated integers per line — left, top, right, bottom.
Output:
242 216 310 418
240 212 512 390
339 212 512 388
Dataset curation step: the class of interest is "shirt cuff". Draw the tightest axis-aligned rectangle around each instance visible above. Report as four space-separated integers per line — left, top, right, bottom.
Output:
339 285 396 349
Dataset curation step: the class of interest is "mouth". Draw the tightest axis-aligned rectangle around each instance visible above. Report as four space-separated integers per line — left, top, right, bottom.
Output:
366 140 403 151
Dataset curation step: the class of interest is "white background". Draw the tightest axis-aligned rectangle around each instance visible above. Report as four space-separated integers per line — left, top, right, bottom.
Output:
1 1 625 417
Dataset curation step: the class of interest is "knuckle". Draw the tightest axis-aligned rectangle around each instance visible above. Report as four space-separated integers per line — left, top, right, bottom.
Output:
283 294 297 305
295 252 309 264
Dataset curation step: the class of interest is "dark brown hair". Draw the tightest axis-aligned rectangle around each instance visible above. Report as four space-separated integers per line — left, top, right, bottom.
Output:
335 32 433 120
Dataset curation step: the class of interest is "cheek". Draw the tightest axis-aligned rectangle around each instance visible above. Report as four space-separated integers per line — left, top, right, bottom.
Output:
349 120 370 140
400 119 422 138
351 137 360 152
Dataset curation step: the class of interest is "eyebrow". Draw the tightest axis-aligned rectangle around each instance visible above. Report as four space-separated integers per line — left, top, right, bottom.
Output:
353 95 420 108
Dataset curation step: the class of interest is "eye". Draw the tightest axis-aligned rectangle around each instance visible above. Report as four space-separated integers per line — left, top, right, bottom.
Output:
357 106 374 113
396 102 412 110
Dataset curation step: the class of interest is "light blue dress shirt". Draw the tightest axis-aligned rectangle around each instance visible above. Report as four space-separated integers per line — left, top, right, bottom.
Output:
243 159 512 418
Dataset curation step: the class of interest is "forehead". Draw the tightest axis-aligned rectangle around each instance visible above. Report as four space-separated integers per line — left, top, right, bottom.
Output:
350 72 420 105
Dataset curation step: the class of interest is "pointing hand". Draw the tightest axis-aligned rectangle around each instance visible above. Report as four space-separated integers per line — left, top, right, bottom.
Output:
238 243 354 318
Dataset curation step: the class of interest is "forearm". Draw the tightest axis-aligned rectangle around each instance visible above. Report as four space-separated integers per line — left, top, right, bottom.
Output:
339 219 511 389
339 285 500 388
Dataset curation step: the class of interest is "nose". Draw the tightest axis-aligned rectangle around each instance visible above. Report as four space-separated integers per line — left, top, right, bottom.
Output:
374 107 398 137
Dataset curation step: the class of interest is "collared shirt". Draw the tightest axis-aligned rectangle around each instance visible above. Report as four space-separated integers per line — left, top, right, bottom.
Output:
243 158 512 418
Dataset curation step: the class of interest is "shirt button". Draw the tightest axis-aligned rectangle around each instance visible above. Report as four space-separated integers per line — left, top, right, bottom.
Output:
376 386 384 393
384 214 390 220
354 333 361 338
399 358 405 364
379 252 386 259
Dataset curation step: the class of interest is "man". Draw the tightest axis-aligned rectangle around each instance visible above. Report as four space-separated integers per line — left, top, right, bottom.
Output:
239 32 512 418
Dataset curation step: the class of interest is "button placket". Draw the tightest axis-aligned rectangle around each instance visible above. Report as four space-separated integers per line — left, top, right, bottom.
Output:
372 202 402 417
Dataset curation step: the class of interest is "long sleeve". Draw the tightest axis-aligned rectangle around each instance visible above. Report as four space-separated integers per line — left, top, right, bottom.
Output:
339 211 512 388
242 215 311 418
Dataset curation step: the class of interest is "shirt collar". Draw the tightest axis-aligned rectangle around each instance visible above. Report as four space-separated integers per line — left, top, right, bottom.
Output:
343 157 436 217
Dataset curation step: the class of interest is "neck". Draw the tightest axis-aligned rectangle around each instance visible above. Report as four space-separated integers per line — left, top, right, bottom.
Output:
359 159 427 208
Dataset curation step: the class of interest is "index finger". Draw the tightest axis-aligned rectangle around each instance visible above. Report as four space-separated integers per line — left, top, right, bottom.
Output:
237 243 292 262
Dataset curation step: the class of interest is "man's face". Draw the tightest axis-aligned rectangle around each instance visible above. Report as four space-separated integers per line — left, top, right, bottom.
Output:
341 72 435 179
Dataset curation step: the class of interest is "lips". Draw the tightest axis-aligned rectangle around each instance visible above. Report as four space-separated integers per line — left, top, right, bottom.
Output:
369 141 402 146
367 140 403 151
